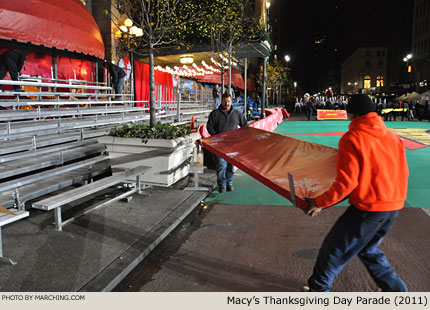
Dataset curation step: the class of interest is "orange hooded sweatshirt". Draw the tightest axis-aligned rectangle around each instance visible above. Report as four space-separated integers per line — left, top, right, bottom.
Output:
315 112 409 211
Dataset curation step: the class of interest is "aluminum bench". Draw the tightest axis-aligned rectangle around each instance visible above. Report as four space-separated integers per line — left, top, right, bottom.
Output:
0 143 106 180
0 106 149 121
0 162 110 209
32 166 152 231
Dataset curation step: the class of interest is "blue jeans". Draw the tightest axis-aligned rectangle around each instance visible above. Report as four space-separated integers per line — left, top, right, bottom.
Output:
215 156 234 189
214 97 220 109
114 76 126 100
308 205 407 292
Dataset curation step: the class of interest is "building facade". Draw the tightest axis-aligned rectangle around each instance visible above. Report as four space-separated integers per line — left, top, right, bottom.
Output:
341 47 388 95
412 0 430 91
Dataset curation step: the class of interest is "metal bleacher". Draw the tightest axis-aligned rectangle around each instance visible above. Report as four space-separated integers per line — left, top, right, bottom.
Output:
0 78 157 263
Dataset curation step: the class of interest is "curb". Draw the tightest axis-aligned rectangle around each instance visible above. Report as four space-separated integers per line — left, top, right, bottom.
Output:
79 174 217 292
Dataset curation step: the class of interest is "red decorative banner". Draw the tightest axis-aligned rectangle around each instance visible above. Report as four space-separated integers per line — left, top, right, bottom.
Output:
317 109 348 120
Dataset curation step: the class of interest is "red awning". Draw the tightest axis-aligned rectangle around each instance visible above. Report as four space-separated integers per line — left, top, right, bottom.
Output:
247 77 256 91
0 0 105 59
198 67 244 89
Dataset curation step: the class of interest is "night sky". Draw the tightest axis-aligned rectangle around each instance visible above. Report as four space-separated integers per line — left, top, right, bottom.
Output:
279 0 414 94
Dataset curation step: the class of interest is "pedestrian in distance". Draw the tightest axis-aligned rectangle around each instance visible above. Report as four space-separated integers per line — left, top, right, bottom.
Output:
306 98 317 120
401 101 410 121
302 94 409 292
0 49 28 92
103 61 126 100
212 84 220 109
206 93 247 193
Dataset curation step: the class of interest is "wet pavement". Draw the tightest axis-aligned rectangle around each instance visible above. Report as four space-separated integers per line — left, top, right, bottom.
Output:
114 203 430 292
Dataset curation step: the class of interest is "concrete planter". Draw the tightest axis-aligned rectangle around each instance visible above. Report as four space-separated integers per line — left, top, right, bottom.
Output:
98 133 199 187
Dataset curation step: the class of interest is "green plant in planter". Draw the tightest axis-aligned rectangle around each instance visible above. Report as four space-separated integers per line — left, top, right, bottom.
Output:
110 122 191 143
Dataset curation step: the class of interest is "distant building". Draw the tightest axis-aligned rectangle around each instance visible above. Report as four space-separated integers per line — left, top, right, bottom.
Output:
341 47 388 95
412 0 430 91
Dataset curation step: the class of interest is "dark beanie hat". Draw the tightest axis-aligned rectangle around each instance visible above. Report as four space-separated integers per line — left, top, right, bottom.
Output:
347 94 376 115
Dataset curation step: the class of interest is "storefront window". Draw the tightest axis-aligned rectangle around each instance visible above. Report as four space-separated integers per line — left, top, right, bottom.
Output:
376 76 384 87
364 76 371 88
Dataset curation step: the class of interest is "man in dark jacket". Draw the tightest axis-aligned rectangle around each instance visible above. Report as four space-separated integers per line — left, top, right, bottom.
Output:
306 98 317 120
206 93 247 193
103 61 126 100
0 49 28 91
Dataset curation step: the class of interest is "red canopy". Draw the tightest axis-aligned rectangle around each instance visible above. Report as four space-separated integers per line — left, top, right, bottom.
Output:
247 77 256 91
198 67 244 89
0 0 105 59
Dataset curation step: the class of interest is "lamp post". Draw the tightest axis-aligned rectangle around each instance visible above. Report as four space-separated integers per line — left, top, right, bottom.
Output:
117 19 143 98
403 53 413 88
118 18 143 49
261 0 271 119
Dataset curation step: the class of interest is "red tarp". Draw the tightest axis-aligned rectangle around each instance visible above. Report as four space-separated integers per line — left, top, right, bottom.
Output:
0 0 104 59
134 61 174 107
202 127 338 211
197 107 290 139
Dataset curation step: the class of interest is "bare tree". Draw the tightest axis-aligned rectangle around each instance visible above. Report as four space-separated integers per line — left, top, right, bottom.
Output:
109 0 199 127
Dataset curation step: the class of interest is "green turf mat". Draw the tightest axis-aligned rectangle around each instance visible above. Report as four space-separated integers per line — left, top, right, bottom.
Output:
205 120 430 208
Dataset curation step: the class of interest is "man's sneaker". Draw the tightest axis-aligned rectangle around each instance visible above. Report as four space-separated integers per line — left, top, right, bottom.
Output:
227 185 234 192
300 285 310 292
219 187 226 193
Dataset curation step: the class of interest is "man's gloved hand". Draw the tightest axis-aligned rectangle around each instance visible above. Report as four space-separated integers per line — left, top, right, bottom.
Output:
304 198 322 217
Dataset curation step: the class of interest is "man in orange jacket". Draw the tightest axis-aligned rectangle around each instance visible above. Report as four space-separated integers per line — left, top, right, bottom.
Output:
303 94 409 292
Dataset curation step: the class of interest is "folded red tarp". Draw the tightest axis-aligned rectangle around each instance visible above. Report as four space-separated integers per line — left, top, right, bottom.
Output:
317 109 347 120
202 127 338 210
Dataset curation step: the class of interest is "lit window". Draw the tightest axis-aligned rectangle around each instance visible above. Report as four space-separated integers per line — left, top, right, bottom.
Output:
377 76 384 87
364 76 371 88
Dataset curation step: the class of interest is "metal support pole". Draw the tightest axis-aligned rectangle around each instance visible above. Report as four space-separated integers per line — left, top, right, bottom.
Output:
130 51 134 101
95 61 99 84
158 85 162 120
228 44 232 94
54 207 62 231
261 56 268 119
136 174 141 194
176 78 181 122
244 58 248 118
52 55 58 81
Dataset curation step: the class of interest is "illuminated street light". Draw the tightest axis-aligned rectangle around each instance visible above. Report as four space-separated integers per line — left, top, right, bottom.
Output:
124 18 133 28
266 1 271 9
407 54 413 60
118 19 143 48
284 55 290 62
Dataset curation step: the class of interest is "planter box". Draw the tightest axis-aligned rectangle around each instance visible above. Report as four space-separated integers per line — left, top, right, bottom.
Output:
98 133 199 187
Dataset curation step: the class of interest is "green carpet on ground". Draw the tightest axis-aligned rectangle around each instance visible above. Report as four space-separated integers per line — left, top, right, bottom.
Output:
204 120 430 208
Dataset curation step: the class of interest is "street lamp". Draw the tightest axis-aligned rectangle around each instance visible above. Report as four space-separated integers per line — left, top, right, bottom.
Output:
266 1 271 9
117 18 143 48
403 53 413 85
284 55 290 62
